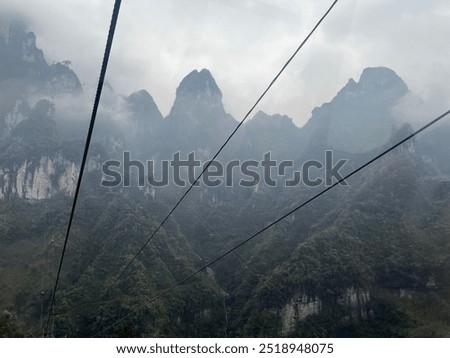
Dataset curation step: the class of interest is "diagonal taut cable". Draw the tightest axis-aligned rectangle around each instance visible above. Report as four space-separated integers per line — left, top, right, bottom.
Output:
92 108 450 337
45 0 122 337
99 0 340 302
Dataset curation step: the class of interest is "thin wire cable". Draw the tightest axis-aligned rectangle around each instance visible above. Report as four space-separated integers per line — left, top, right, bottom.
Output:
92 108 450 337
53 206 288 318
187 205 294 307
99 0 340 302
44 0 122 336
39 212 47 337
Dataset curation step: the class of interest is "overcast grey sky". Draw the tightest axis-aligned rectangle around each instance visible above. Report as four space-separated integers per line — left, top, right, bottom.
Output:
3 0 450 125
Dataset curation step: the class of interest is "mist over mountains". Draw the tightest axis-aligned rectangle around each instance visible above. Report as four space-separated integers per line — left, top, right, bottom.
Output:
0 20 449 338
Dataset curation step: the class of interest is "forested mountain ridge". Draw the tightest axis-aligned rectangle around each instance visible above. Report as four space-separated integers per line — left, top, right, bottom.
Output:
0 20 449 337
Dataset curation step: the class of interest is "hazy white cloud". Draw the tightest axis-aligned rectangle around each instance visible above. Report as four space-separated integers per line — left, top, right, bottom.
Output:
2 0 449 126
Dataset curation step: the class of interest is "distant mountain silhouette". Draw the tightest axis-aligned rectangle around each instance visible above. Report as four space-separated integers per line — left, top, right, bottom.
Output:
0 20 449 339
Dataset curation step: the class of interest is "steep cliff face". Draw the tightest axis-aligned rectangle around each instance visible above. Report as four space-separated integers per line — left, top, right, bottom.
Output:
0 21 90 201
280 294 322 335
280 288 370 336
0 97 83 200
1 18 449 339
0 155 100 200
0 19 81 97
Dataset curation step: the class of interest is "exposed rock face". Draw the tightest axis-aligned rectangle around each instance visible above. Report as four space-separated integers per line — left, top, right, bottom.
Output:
280 294 322 336
0 21 92 201
0 155 100 200
0 20 81 94
1 18 449 339
280 288 371 336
